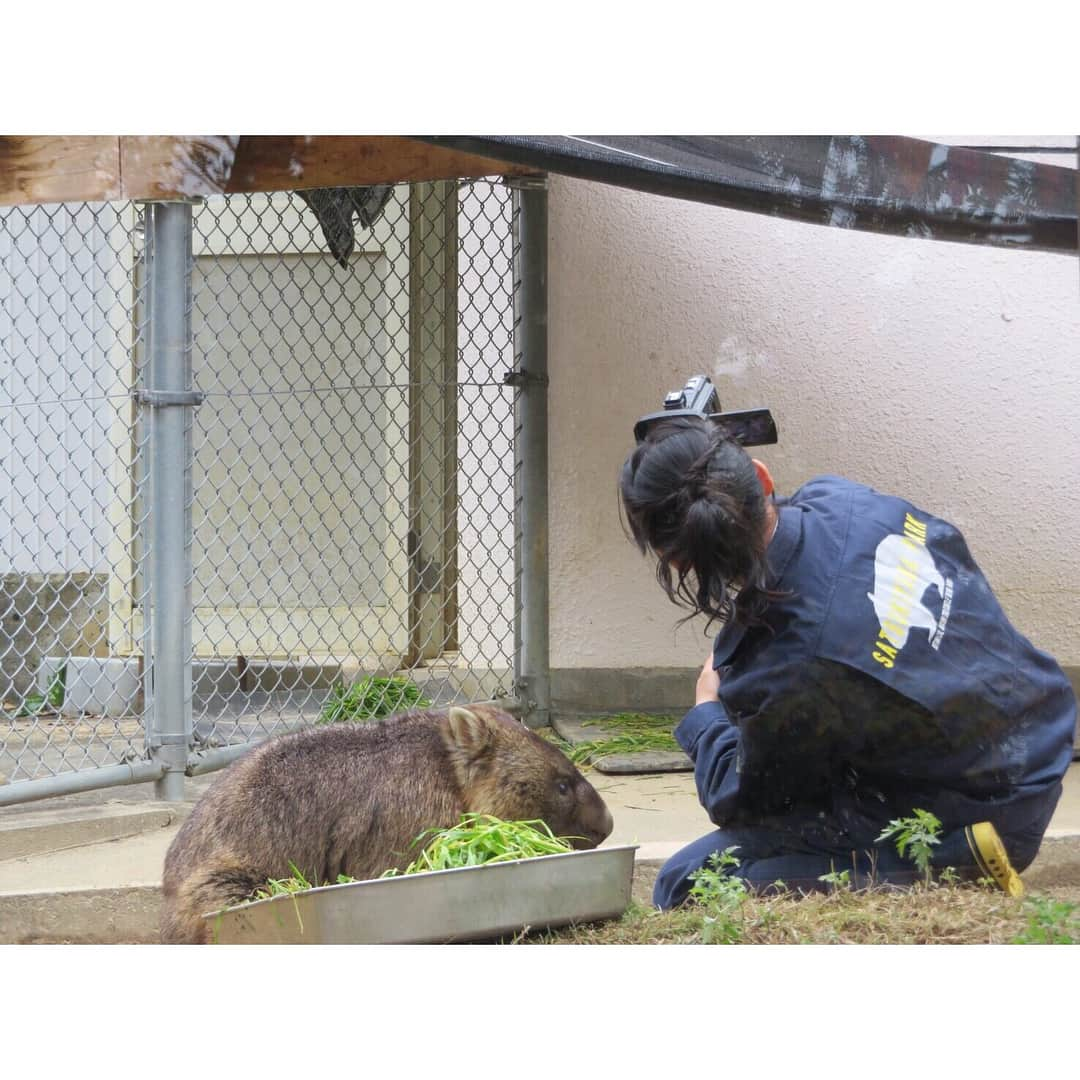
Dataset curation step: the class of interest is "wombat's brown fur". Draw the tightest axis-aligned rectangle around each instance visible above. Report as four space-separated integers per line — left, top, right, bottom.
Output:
160 705 613 943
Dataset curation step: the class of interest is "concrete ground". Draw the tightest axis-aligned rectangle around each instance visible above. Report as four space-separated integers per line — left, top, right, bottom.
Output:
2 761 1078 943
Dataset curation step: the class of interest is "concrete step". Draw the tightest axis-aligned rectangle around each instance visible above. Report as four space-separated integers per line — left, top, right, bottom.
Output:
0 803 185 862
1 886 163 944
0 826 181 944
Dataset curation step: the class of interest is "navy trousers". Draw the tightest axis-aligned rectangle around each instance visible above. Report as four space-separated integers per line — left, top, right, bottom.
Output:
652 792 1060 910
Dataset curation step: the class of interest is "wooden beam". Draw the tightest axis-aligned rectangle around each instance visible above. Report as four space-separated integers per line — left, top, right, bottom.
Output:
118 136 240 200
0 136 121 206
222 136 530 193
1 135 532 207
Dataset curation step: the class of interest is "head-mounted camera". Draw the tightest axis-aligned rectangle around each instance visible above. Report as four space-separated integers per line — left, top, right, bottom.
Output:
633 374 778 447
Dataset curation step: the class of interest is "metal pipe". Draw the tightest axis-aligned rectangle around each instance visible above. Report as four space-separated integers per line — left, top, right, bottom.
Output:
143 202 196 800
184 742 259 776
0 761 166 808
509 177 550 728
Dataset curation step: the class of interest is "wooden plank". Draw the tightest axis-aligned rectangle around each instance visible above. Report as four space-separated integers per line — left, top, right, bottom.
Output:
118 136 240 200
592 751 692 774
223 136 529 193
1 136 531 207
0 136 121 207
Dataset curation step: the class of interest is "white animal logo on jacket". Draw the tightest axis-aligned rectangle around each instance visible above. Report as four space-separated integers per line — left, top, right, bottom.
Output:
867 532 945 649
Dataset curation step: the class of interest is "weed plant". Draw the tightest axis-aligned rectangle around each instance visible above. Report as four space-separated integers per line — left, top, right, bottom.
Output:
877 809 943 885
16 663 66 717
686 847 751 943
1011 897 1080 944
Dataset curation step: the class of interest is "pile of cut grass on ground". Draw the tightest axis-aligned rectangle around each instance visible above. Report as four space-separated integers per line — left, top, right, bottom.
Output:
317 675 431 725
547 713 682 767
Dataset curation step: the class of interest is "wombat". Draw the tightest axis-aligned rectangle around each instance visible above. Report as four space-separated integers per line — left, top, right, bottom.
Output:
160 704 614 943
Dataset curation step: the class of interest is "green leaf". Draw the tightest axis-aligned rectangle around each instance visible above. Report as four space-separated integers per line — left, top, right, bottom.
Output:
316 675 432 725
15 693 48 718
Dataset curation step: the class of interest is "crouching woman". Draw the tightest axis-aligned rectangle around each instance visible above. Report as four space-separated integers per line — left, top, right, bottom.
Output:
619 416 1076 906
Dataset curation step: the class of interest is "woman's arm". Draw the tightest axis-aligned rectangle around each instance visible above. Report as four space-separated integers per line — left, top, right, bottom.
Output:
673 654 744 825
675 697 744 825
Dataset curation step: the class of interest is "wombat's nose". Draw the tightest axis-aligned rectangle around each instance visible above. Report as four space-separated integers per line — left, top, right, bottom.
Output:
570 804 614 850
578 805 614 848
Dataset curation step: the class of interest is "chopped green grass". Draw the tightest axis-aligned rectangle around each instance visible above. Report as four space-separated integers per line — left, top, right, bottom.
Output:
317 675 431 725
582 712 680 737
243 815 580 908
381 814 579 876
563 712 681 766
250 862 357 901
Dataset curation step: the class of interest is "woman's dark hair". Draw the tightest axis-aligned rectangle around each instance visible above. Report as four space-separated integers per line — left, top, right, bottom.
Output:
619 415 777 628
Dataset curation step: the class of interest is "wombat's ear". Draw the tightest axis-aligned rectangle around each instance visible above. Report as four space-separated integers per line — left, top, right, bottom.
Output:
443 706 495 763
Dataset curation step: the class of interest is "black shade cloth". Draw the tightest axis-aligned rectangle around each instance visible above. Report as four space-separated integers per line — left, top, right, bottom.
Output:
295 186 394 268
419 136 1077 255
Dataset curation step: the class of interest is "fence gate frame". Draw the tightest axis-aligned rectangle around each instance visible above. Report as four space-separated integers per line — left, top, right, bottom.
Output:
0 170 550 807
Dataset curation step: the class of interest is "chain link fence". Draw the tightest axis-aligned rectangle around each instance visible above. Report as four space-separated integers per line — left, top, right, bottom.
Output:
1 178 527 801
1 199 148 785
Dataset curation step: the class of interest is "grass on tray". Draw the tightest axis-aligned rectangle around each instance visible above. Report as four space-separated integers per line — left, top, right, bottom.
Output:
242 815 581 904
381 814 579 876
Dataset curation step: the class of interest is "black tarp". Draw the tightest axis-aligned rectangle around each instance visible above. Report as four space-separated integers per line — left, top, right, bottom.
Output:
419 136 1077 255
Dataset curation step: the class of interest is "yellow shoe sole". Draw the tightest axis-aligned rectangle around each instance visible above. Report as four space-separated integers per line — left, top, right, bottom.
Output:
966 821 1024 897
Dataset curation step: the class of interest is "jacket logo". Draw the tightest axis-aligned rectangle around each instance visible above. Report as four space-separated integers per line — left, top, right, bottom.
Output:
869 513 953 669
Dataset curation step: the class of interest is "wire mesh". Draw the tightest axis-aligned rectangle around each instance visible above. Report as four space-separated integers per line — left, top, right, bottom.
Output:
186 179 517 746
0 178 519 794
1 200 149 783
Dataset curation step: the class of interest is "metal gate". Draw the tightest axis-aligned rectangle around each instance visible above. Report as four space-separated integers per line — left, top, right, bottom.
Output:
0 176 549 805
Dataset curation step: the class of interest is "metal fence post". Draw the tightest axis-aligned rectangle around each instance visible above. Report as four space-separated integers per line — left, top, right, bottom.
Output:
142 201 197 800
510 177 550 728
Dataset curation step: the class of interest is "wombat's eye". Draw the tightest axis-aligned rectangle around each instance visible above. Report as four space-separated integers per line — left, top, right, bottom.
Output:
556 779 571 796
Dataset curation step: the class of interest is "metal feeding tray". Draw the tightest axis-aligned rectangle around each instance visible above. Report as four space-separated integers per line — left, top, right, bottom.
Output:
204 845 638 944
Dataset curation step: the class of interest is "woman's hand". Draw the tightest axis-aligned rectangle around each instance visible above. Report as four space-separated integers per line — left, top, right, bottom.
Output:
695 652 721 706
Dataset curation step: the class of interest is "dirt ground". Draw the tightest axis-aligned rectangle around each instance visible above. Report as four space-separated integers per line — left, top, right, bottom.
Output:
1007 836 1080 901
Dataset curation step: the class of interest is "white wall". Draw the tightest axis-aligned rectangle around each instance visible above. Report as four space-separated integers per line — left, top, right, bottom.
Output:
547 142 1079 670
0 203 130 576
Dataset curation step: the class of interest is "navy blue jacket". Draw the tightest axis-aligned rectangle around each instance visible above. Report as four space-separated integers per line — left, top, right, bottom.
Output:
676 475 1076 844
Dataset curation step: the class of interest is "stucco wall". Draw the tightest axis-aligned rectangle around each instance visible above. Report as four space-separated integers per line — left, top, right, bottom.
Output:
547 148 1079 675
